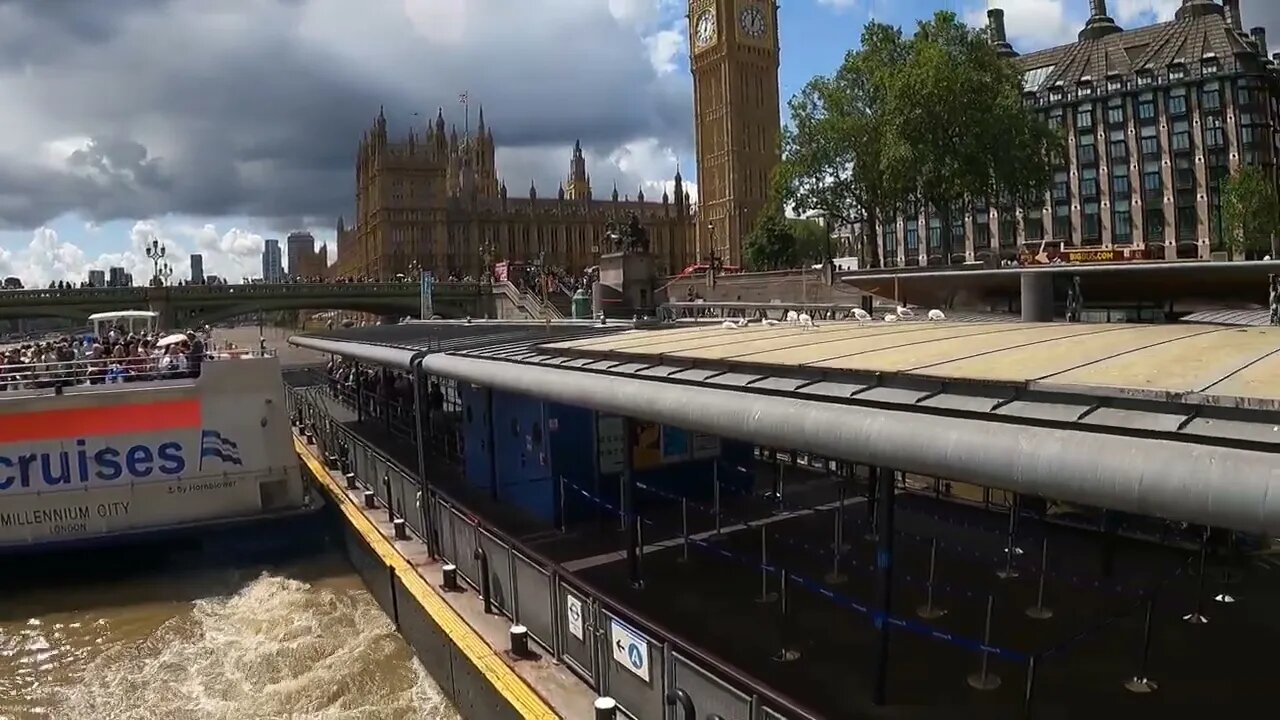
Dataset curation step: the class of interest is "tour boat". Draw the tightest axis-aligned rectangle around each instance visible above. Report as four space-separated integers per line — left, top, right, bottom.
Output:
0 344 320 561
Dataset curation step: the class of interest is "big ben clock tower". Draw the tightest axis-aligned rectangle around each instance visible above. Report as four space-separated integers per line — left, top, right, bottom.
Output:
688 0 781 267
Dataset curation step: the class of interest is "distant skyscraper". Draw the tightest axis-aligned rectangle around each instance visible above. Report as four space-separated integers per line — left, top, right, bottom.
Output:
286 231 327 277
262 238 284 282
107 266 131 287
87 269 105 287
189 254 204 284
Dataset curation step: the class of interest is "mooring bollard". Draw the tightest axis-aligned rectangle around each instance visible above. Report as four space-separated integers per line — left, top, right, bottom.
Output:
362 490 376 509
1026 537 1053 619
593 697 618 720
345 472 358 490
757 525 777 603
509 624 530 658
966 595 1002 690
441 564 460 592
393 518 408 541
917 538 946 619
1124 596 1159 693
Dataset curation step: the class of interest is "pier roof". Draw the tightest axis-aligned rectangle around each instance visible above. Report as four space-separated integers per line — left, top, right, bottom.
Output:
291 318 1280 534
534 321 1280 409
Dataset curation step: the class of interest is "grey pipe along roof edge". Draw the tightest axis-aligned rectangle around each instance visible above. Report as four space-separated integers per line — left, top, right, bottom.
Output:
291 334 1280 535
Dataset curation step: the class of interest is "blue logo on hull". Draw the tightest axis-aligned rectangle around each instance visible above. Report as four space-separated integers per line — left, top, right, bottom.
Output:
0 429 243 492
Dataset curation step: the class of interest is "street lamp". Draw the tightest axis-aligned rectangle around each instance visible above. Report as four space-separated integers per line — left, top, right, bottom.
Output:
156 261 173 286
146 239 167 285
536 249 548 303
479 239 495 283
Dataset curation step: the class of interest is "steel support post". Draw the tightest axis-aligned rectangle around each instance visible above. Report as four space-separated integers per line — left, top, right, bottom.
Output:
872 466 897 706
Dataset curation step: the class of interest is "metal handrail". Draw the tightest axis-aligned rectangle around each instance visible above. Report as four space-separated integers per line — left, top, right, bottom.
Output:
301 384 820 720
0 349 275 387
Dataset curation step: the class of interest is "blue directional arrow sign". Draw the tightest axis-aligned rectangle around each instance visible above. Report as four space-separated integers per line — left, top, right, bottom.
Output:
609 619 651 683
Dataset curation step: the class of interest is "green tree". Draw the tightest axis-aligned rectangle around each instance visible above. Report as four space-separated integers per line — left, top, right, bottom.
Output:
744 213 798 270
1220 165 1280 259
881 11 1059 263
787 218 830 265
773 21 907 269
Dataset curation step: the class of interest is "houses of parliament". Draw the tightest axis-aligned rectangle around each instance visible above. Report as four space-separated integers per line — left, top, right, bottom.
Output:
331 0 785 280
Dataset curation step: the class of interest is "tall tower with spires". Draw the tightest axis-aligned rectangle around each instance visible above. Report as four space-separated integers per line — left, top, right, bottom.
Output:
566 140 592 200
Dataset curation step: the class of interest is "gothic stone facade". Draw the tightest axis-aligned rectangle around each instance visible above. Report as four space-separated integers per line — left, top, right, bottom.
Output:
877 0 1280 267
333 109 696 280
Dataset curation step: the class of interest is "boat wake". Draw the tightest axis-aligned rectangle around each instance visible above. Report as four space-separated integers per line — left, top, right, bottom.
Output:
4 573 457 720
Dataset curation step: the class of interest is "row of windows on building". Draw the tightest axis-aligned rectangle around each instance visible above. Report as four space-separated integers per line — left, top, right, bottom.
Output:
877 76 1276 266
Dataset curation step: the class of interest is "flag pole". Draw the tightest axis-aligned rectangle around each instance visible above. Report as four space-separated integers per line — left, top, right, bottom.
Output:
459 91 470 147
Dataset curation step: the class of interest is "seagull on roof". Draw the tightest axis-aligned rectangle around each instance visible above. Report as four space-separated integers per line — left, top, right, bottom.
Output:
851 308 872 322
927 309 946 321
895 305 915 319
883 313 898 323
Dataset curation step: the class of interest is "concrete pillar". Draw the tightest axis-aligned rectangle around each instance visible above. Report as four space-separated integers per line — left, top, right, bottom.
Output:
1020 273 1054 322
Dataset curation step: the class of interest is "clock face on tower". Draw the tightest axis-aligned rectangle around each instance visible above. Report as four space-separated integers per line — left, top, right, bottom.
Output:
695 10 716 48
739 5 766 39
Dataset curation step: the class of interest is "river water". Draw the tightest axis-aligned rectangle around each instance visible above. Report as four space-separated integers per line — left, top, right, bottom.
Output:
0 554 459 720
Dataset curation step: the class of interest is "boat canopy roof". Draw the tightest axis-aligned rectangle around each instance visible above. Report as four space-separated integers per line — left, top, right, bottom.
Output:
87 310 159 322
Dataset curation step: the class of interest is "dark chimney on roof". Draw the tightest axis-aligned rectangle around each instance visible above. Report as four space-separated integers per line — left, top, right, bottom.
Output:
1252 27 1269 58
987 8 1017 58
1223 0 1242 32
1079 0 1122 41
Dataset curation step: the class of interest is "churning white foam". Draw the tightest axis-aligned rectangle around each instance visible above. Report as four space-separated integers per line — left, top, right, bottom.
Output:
46 574 457 720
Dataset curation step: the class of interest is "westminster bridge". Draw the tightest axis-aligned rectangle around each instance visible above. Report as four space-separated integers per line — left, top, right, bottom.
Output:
0 281 557 327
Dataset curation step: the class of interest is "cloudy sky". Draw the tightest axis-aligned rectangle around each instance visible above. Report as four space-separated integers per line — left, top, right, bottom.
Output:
1 0 1276 286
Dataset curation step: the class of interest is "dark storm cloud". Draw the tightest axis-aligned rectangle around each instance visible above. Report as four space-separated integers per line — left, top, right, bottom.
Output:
0 0 694 229
0 0 174 67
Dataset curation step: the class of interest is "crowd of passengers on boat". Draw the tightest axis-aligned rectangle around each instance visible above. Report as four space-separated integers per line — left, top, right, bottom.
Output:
0 326 213 390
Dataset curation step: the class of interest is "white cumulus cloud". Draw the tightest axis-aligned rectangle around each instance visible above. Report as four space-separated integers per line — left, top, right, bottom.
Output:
0 221 289 287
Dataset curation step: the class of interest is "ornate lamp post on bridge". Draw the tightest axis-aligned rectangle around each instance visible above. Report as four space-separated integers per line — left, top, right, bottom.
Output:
145 239 169 286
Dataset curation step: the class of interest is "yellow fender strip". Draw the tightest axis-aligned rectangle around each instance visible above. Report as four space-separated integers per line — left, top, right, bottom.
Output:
294 436 561 719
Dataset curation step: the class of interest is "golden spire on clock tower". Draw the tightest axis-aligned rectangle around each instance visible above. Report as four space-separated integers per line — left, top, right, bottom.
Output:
688 0 782 266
